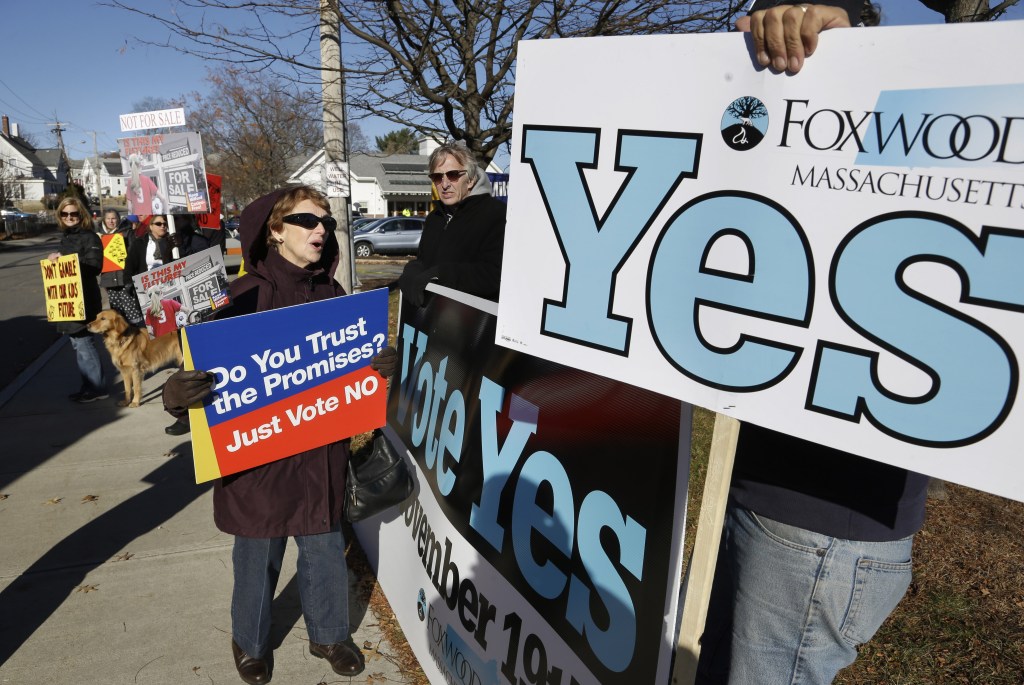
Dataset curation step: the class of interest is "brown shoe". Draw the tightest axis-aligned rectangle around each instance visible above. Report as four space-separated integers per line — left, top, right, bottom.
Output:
231 640 271 685
309 639 364 676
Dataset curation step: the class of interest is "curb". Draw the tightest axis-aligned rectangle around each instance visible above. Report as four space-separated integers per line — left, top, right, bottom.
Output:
0 337 67 411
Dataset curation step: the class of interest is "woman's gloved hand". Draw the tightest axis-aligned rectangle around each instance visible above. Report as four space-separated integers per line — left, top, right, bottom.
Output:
370 346 399 379
163 369 215 412
399 264 440 307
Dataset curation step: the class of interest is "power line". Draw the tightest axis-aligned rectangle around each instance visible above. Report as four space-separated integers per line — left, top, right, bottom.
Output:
0 77 53 123
0 99 51 128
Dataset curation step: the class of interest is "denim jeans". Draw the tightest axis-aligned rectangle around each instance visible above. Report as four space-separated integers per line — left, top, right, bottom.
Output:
697 507 914 685
68 331 106 393
231 526 350 657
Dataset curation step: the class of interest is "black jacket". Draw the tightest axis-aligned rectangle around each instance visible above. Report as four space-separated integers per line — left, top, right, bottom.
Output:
124 233 173 282
125 229 212 282
405 192 506 300
98 225 137 289
53 228 103 335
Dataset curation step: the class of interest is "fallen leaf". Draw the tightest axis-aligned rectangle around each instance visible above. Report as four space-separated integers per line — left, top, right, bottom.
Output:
81 494 99 503
114 552 134 562
75 584 99 593
0 494 9 500
45 497 63 505
363 640 373 650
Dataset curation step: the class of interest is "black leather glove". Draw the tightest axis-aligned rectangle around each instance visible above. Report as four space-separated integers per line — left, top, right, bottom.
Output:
399 264 439 307
370 346 399 379
163 369 215 413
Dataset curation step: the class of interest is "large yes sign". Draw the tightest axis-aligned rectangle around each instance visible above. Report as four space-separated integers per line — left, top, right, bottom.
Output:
520 126 1024 449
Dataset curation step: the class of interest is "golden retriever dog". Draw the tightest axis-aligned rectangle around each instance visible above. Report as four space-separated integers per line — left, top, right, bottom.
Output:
87 309 184 408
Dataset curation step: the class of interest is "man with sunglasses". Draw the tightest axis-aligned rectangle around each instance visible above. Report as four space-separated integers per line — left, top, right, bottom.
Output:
398 142 506 306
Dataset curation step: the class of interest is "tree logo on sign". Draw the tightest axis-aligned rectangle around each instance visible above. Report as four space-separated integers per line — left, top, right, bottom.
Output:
721 96 768 151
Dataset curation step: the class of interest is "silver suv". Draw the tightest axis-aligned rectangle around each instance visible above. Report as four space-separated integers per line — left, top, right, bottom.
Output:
353 217 424 258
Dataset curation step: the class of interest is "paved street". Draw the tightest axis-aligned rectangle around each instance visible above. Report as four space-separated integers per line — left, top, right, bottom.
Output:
0 229 411 684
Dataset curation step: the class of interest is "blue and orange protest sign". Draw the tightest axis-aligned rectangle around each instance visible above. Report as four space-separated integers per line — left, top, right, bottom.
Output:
182 288 390 483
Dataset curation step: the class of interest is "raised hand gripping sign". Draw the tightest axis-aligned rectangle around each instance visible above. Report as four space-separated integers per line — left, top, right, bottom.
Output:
182 288 390 483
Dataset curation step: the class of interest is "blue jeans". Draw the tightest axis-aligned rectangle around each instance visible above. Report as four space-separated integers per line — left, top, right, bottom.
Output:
69 331 106 393
231 527 351 657
696 507 914 684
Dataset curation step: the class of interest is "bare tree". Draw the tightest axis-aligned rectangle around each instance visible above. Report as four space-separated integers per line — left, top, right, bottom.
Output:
102 0 745 167
915 0 1021 21
348 121 371 154
182 67 324 205
128 96 181 136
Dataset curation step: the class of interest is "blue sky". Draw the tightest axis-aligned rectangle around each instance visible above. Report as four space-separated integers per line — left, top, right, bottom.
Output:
1 1 1021 163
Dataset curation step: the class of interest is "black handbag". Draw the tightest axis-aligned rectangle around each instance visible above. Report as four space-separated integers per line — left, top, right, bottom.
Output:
345 430 415 522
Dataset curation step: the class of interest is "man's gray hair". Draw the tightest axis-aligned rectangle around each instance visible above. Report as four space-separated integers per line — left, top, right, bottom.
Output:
428 142 483 185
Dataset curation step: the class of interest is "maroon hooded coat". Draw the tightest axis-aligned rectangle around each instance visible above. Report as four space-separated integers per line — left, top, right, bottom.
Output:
212 189 350 538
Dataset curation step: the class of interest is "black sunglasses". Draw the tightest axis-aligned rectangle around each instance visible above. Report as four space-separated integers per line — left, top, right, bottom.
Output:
151 220 167 226
60 211 81 218
282 213 338 231
428 169 468 184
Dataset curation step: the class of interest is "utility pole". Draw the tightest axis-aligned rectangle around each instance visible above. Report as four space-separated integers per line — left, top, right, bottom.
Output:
50 121 73 190
89 131 104 215
320 0 354 292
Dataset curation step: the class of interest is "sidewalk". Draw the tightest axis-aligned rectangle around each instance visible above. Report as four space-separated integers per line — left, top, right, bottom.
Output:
0 336 409 683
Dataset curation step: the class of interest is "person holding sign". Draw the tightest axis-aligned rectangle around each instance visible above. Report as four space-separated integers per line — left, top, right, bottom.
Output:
694 4 930 685
99 209 145 326
398 141 506 305
47 196 108 403
125 214 174 279
162 185 397 685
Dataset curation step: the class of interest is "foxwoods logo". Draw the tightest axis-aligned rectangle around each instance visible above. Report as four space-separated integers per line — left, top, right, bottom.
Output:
721 96 768 151
426 605 499 685
777 84 1024 167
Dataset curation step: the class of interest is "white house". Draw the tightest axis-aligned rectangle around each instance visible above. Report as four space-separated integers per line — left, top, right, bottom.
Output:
76 157 128 199
0 116 68 203
288 137 502 218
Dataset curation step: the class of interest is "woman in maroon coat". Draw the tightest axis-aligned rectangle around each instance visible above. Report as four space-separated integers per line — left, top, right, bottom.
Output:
163 186 396 685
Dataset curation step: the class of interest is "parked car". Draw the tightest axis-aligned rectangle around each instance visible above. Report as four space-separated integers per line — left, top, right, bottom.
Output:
1 208 33 220
224 216 240 232
351 216 377 231
353 217 424 258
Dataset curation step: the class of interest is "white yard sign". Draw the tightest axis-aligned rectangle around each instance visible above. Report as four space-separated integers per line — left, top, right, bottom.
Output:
498 22 1024 502
118 107 187 132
